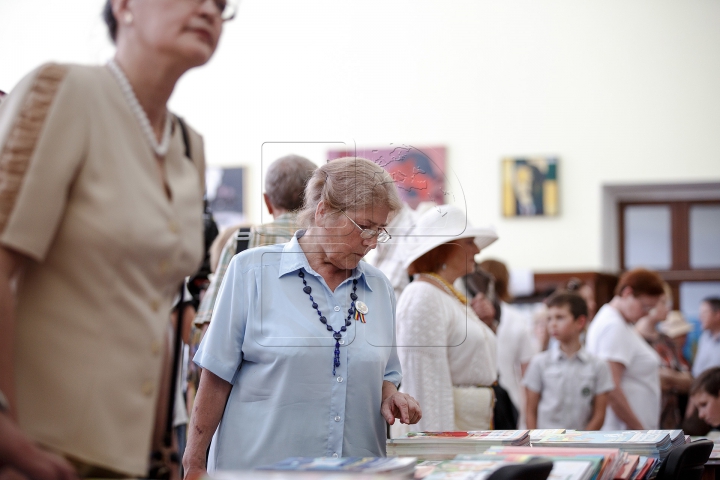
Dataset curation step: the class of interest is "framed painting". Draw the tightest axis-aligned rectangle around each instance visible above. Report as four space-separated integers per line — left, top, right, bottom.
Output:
327 145 447 209
502 156 559 217
206 166 245 229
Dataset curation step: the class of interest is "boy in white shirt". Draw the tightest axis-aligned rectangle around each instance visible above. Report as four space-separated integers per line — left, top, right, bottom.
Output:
524 292 614 430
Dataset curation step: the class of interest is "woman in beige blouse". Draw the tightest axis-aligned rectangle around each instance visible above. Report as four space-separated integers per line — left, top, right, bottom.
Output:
0 0 234 477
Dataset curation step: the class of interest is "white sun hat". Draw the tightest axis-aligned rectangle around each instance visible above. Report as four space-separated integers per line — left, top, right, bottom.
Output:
402 204 499 270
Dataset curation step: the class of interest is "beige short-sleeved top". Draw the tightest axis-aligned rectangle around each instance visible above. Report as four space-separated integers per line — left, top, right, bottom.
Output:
0 63 205 475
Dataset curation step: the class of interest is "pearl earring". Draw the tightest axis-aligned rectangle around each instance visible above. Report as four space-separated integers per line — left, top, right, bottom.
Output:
442 263 447 270
123 11 133 24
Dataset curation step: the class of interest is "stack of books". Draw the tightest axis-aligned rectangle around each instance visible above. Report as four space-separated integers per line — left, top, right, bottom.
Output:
254 457 417 477
483 446 627 480
529 429 567 442
386 431 530 460
414 456 566 480
630 457 659 480
647 429 686 449
532 430 676 460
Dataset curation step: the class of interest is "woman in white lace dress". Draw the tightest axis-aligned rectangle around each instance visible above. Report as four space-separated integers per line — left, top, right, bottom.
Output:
392 205 499 436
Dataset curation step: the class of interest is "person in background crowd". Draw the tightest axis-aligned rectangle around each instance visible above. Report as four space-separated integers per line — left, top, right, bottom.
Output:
364 202 419 300
532 305 551 352
658 311 693 366
0 0 230 475
478 259 535 428
658 311 694 426
684 297 720 435
209 223 245 273
184 158 420 476
691 297 720 378
635 284 693 429
524 292 613 430
193 154 316 329
565 277 597 321
455 268 500 334
393 205 498 435
689 367 720 428
586 268 665 430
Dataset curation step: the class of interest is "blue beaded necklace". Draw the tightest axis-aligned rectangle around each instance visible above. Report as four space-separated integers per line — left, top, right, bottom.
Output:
298 270 358 375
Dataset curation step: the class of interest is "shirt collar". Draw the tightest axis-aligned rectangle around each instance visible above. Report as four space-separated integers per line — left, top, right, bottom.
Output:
551 343 589 363
277 231 373 291
274 212 297 223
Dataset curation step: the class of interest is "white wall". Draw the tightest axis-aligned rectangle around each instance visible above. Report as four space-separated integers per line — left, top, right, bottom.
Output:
2 0 720 272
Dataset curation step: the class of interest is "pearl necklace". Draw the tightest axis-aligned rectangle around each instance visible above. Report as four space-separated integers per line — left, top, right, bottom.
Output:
107 59 172 157
419 272 468 306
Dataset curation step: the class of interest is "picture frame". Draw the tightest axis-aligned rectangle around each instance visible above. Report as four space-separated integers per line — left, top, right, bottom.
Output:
502 156 559 217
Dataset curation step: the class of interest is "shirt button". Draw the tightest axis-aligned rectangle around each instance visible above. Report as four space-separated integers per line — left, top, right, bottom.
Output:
337 376 343 383
169 221 179 233
334 416 341 422
151 340 162 356
142 381 154 397
150 299 160 312
332 453 339 459
334 306 340 312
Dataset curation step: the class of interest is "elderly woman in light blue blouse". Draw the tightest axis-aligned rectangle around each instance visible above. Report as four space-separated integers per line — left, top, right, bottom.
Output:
183 157 422 477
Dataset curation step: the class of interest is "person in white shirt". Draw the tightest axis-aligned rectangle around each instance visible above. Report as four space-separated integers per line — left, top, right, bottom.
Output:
586 268 665 430
524 292 613 430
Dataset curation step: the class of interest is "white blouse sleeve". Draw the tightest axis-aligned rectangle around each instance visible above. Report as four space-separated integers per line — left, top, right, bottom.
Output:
395 283 456 432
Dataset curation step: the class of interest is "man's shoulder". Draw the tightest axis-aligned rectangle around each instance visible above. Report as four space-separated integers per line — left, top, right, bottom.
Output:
251 217 298 247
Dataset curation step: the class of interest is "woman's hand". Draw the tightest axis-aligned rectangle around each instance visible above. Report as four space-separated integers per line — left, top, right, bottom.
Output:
0 411 78 480
381 381 422 425
470 293 495 323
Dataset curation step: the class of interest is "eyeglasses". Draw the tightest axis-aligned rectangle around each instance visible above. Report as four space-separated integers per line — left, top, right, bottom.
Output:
340 210 392 243
635 296 657 313
187 0 239 21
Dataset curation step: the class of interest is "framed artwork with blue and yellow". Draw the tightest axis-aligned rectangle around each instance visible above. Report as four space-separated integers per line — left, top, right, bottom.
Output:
502 156 559 217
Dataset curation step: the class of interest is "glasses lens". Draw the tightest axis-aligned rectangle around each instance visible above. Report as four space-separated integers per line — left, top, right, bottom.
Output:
360 229 375 239
377 230 391 243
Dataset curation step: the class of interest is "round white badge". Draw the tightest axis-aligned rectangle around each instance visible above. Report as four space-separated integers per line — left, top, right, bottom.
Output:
355 300 369 315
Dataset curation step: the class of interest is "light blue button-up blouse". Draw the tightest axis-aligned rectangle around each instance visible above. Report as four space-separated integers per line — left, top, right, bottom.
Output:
194 233 402 471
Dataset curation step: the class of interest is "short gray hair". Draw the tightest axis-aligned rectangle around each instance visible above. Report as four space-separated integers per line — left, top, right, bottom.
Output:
265 154 317 211
297 157 403 228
